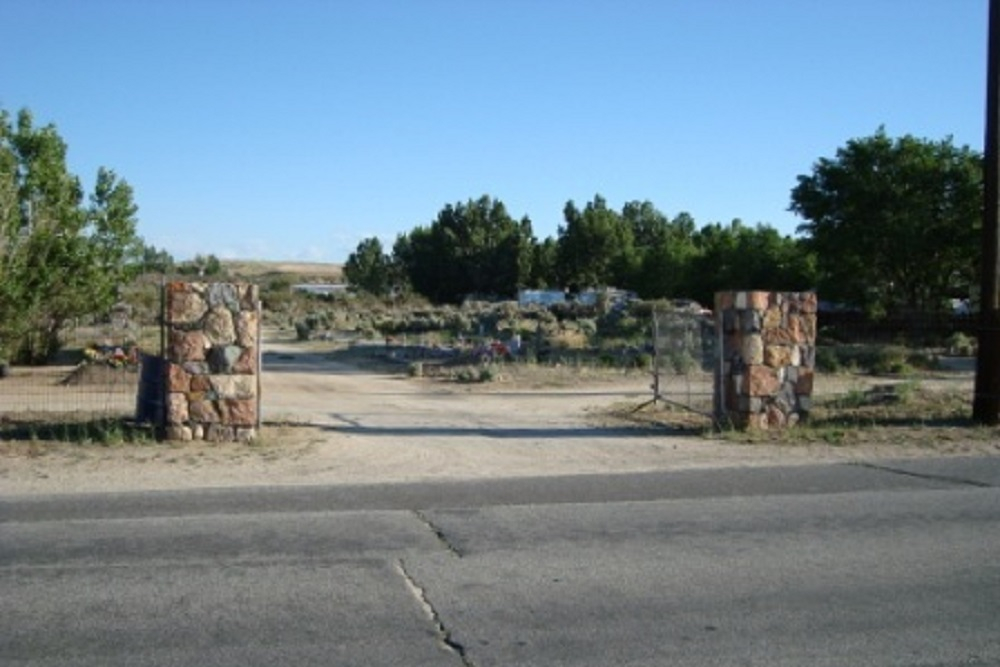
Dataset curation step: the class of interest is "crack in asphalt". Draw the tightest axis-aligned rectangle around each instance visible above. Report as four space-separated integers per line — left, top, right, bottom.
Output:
413 510 464 558
850 461 994 488
396 559 475 666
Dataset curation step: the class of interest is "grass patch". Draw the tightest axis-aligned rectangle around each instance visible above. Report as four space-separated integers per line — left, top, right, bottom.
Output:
815 344 939 376
0 416 157 447
717 384 991 447
599 382 999 450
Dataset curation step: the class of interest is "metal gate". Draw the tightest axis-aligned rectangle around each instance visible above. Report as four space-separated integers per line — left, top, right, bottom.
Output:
649 307 716 421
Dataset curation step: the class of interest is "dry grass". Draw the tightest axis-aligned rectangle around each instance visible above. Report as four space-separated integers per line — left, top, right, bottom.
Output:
221 259 343 281
598 380 1000 449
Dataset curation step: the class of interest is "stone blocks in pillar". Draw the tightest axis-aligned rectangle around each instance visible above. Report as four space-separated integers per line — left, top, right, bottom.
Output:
163 282 260 442
715 291 817 430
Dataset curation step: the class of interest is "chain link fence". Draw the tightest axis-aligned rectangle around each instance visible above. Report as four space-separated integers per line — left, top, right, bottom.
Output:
650 308 716 423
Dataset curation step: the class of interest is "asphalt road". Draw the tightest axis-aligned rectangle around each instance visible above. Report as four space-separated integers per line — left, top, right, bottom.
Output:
2 458 999 666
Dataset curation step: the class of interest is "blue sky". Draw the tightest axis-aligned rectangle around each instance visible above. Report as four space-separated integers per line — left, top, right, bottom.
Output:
1 1 989 262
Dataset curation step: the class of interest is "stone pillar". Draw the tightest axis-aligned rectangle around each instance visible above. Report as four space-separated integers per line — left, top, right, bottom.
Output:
164 282 260 442
714 291 816 429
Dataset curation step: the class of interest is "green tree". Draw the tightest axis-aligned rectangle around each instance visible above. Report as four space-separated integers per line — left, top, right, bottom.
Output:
632 211 699 299
684 220 816 307
344 236 393 295
528 236 559 288
557 195 636 290
140 243 176 273
0 108 142 362
393 195 533 303
85 167 143 298
177 253 223 277
790 129 981 316
622 200 671 250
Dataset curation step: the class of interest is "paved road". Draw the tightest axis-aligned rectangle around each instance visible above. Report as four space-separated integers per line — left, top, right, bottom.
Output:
2 458 999 666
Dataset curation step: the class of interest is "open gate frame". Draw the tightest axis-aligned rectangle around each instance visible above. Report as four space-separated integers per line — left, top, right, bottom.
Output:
650 306 716 421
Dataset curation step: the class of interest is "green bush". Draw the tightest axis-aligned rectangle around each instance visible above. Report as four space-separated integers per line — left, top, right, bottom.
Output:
946 332 976 356
904 350 939 371
816 344 920 375
869 345 911 375
666 351 697 374
450 365 498 383
633 352 653 370
294 320 312 341
815 346 841 373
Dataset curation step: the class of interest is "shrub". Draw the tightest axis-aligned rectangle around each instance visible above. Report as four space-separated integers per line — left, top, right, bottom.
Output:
869 345 911 375
478 364 498 382
946 332 977 356
294 320 312 341
815 346 841 373
905 351 939 371
633 352 653 370
666 350 697 374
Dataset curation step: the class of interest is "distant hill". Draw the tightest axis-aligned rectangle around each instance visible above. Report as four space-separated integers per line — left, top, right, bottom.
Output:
220 259 344 283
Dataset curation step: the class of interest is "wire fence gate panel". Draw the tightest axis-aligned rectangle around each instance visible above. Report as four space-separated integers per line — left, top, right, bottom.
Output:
0 304 159 422
650 308 716 421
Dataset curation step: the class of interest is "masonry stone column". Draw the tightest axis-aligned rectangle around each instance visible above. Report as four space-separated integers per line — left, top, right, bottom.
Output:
714 291 817 429
164 281 260 442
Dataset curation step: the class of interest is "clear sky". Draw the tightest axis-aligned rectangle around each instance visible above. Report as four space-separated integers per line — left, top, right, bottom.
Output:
1 0 989 262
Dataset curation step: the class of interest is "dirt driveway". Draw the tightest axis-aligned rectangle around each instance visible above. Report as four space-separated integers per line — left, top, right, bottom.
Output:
1 336 995 496
262 343 658 433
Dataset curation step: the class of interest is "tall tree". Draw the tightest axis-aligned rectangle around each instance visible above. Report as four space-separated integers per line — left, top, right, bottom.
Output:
556 195 636 290
622 200 670 250
528 236 558 288
393 196 532 303
790 129 982 316
0 108 142 362
139 243 176 274
85 167 143 303
344 236 393 296
633 211 700 299
683 220 816 307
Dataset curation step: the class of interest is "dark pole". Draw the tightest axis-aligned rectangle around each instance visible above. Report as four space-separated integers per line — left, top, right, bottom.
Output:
974 0 1000 424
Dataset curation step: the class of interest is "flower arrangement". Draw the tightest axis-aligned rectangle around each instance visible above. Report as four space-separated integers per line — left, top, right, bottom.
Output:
83 343 140 368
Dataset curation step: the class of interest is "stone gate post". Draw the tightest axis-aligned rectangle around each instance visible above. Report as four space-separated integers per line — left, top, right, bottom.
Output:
714 291 817 429
164 281 261 442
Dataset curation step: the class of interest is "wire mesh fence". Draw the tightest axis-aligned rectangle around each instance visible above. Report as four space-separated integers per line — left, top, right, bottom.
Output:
0 292 990 430
0 312 160 423
650 308 716 421
647 307 982 421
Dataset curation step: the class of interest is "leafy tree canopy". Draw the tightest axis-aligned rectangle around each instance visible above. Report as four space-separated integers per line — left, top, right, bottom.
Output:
790 128 981 316
392 195 534 304
0 108 142 362
177 253 223 277
384 193 814 308
344 236 393 296
557 195 635 290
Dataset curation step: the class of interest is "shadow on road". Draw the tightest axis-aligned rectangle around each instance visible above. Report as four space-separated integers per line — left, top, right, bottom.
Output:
307 421 698 439
262 348 401 375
